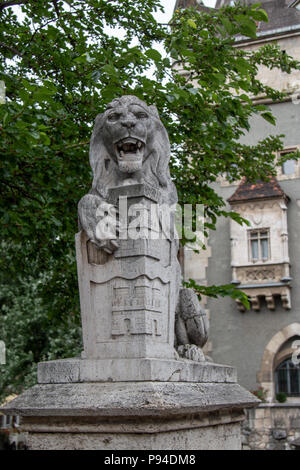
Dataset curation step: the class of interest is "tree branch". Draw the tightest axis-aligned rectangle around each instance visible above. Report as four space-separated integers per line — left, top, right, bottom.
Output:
52 0 60 17
0 0 30 11
55 141 89 154
0 41 41 76
0 178 42 204
24 16 57 48
0 40 23 56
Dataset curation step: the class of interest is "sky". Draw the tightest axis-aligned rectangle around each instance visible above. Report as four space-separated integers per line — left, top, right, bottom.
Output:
155 0 216 23
151 0 216 58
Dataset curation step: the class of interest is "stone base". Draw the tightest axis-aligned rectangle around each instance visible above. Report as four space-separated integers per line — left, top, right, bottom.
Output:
37 357 237 384
18 414 244 450
1 380 259 450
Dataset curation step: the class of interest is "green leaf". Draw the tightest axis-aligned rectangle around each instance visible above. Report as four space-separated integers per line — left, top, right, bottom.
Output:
234 15 257 39
261 112 276 125
235 57 251 74
166 94 175 103
187 19 197 29
188 87 199 95
22 79 36 92
220 17 234 34
255 104 268 111
101 64 118 77
239 93 252 104
228 211 250 226
145 49 162 62
40 132 51 145
185 279 250 310
19 88 30 101
2 112 8 126
251 9 268 23
29 130 40 139
74 52 94 64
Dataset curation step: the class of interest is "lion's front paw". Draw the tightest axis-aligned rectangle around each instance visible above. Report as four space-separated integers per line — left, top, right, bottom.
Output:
177 344 206 363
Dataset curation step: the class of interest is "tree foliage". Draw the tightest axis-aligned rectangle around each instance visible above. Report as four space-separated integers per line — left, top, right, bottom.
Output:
0 0 299 399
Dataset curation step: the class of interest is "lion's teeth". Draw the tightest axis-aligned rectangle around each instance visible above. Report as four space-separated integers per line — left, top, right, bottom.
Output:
138 142 142 149
120 150 124 158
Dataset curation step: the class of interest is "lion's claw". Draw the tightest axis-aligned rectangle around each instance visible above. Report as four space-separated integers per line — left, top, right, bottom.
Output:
177 344 206 362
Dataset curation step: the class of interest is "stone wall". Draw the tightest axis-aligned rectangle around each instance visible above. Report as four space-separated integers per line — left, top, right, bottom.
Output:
206 99 300 393
0 414 27 450
239 35 300 97
242 404 300 450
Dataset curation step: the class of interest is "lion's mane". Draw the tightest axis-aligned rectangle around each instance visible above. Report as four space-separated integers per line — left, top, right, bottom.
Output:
88 95 177 205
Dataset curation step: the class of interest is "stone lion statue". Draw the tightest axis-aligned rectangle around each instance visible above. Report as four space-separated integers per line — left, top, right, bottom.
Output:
78 95 209 362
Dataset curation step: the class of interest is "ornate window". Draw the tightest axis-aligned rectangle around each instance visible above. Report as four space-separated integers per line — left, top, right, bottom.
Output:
229 177 291 311
248 229 270 262
275 358 300 397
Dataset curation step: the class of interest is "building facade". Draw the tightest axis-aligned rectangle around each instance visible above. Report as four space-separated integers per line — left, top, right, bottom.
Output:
175 0 300 449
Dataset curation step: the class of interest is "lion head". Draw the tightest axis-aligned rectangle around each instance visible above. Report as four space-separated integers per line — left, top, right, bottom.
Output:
89 95 177 205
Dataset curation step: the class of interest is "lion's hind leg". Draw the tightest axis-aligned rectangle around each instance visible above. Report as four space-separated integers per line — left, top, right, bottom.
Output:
175 287 209 363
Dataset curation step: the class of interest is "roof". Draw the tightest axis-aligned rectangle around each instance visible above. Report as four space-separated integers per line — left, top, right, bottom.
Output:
249 0 300 35
228 176 288 203
176 1 300 36
174 0 213 12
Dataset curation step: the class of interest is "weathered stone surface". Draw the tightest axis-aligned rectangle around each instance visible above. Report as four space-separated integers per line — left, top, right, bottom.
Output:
1 381 257 450
37 358 237 384
19 420 243 451
272 428 287 440
242 405 300 450
2 382 258 417
76 219 179 361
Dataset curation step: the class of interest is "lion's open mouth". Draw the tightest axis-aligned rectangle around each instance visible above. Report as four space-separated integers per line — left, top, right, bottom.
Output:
115 138 144 160
115 138 144 173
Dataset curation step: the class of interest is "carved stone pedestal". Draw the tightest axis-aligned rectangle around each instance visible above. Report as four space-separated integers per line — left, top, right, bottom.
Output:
1 370 258 450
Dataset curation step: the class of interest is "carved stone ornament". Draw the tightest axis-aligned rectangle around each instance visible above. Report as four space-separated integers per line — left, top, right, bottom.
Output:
77 95 209 362
229 184 292 312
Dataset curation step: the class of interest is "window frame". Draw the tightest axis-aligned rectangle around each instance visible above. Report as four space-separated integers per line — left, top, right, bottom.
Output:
248 228 271 263
275 358 300 397
279 148 298 176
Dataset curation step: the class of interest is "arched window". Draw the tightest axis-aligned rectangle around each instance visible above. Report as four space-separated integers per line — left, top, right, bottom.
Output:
275 358 300 396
